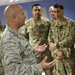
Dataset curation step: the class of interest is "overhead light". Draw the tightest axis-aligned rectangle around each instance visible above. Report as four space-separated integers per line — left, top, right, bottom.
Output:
9 0 18 2
9 0 13 2
15 0 18 1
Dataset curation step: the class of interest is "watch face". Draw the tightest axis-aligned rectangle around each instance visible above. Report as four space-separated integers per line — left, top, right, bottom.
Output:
56 43 60 48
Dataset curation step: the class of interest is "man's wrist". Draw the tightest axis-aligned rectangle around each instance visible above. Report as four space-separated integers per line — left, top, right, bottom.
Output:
56 43 60 48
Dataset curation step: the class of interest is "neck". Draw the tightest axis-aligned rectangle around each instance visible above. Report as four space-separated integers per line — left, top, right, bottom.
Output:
58 16 64 22
7 22 19 32
33 17 41 22
52 18 57 20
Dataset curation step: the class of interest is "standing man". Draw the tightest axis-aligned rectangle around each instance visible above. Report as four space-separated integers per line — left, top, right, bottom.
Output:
48 3 75 75
49 6 57 24
20 4 53 75
0 4 56 75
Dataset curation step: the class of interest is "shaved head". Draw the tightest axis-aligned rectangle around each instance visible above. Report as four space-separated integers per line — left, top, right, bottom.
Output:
49 6 56 20
4 4 23 21
49 6 54 12
4 4 25 31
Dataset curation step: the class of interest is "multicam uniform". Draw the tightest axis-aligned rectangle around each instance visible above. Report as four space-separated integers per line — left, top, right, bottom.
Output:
48 16 75 75
20 17 53 75
49 19 56 25
0 25 44 75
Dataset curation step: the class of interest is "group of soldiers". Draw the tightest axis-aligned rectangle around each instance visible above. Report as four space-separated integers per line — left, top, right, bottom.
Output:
0 3 75 75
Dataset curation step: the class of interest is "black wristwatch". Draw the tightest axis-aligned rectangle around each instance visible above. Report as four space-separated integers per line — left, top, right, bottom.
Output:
56 43 60 48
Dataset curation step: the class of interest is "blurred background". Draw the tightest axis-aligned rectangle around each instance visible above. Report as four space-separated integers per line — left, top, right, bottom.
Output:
0 0 75 25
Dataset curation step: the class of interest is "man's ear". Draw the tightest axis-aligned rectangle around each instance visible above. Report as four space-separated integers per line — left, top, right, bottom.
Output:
13 15 17 22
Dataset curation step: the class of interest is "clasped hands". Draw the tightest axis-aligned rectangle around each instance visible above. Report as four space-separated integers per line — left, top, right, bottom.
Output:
49 43 64 59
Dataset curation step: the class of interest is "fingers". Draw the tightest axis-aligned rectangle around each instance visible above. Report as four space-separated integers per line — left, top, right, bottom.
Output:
41 44 47 50
43 56 48 62
50 59 56 64
42 57 56 70
36 41 40 45
35 41 47 48
35 41 40 47
42 44 47 48
48 59 56 68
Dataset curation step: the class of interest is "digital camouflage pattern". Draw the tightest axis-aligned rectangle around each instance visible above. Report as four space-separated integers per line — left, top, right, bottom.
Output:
48 16 75 75
0 25 43 75
20 17 53 75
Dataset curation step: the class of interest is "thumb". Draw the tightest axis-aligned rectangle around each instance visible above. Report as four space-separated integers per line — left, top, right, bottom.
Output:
35 41 40 47
43 56 48 62
36 41 40 45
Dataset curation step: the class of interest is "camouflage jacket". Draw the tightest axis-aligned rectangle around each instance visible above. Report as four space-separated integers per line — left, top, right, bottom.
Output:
48 16 75 60
20 17 51 58
0 25 43 75
49 19 56 25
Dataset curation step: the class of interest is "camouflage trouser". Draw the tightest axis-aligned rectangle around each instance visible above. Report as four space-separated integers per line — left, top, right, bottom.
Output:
0 59 4 75
70 58 75 75
0 65 4 75
36 50 53 75
53 59 72 75
45 69 53 75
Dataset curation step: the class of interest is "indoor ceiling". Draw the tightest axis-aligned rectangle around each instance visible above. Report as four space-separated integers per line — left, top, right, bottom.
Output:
0 0 40 6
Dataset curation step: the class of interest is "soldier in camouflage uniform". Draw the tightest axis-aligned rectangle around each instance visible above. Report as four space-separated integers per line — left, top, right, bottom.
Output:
20 4 53 75
0 4 56 75
0 18 5 75
48 3 75 75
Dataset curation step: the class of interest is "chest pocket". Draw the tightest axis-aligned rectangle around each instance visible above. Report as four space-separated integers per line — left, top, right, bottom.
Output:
17 33 36 64
19 41 34 59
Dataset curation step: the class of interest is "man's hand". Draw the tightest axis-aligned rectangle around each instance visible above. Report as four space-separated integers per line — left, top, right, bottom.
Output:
35 41 47 52
41 56 56 70
49 43 56 51
57 51 64 59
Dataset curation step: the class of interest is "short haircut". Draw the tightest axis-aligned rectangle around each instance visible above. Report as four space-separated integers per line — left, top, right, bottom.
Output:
54 3 64 9
32 4 41 9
